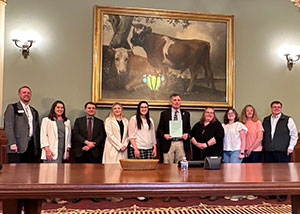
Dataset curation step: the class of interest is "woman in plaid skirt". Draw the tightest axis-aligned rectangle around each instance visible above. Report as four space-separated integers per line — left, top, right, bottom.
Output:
128 101 157 159
128 101 157 201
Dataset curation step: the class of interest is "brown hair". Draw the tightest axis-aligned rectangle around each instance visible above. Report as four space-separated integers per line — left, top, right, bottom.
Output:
199 107 219 124
18 86 31 93
136 101 152 130
271 100 282 107
48 100 68 121
240 104 258 124
84 101 96 109
170 93 181 99
223 108 239 124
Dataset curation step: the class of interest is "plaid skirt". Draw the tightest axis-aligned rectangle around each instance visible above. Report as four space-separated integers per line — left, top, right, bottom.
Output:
128 146 154 159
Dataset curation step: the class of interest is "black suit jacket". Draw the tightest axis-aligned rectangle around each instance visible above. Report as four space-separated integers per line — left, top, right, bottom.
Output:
73 116 106 161
157 109 191 160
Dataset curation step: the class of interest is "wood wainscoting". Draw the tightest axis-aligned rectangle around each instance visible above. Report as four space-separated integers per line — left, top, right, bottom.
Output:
0 128 7 163
292 134 300 162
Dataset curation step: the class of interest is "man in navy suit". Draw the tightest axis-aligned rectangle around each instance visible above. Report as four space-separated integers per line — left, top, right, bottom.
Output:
72 101 106 203
157 93 191 163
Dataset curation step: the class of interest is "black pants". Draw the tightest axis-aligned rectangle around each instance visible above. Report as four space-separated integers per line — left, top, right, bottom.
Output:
75 150 100 163
264 151 290 163
243 151 262 163
8 138 39 163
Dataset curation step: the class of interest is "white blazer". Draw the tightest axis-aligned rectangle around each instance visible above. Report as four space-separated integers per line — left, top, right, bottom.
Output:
102 117 129 164
40 117 71 160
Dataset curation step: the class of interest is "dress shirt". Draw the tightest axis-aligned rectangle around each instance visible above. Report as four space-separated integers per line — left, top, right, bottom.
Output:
20 101 33 137
271 113 298 150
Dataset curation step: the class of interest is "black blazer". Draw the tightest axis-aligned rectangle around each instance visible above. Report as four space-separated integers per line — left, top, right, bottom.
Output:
157 109 191 160
73 116 106 161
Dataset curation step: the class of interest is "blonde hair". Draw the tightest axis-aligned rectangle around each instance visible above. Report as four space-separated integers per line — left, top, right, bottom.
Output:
240 104 258 124
109 102 124 118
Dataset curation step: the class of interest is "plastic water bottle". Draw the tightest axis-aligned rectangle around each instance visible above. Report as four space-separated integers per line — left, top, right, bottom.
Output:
181 157 188 170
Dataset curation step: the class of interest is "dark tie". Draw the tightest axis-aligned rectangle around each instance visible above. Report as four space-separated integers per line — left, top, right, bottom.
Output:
87 118 92 141
174 110 178 120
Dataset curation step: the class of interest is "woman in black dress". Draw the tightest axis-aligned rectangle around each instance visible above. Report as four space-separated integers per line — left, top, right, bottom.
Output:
191 107 224 161
190 107 224 201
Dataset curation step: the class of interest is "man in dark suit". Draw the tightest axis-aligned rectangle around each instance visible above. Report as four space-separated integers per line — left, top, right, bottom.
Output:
157 93 191 164
4 86 40 163
157 93 191 202
72 101 106 203
3 86 41 213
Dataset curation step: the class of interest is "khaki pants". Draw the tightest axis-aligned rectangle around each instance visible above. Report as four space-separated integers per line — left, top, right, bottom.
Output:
163 141 185 164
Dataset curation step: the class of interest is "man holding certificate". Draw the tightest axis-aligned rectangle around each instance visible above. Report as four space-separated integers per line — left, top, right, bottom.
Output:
157 93 191 164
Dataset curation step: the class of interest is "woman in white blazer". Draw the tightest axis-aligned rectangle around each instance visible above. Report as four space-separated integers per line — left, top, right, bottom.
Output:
103 102 128 164
40 100 71 204
41 100 71 162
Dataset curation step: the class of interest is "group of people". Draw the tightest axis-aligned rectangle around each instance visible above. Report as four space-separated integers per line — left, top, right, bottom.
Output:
189 103 297 202
3 86 298 210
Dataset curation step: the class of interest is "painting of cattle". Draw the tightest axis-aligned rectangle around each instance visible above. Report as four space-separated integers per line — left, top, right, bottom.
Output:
131 23 215 93
93 6 234 108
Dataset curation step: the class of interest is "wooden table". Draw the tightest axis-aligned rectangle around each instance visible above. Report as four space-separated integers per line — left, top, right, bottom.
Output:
1 163 300 213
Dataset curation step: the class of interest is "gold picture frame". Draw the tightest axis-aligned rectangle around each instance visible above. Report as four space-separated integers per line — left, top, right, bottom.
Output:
93 5 234 108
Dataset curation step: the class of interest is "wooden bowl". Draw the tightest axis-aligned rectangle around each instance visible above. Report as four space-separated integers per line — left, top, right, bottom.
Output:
119 159 159 170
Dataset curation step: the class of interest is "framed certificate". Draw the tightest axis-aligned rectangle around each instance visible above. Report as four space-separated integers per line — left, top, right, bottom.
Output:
169 120 183 138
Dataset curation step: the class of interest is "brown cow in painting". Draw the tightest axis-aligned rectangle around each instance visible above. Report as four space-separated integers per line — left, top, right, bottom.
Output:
130 24 215 92
113 47 160 91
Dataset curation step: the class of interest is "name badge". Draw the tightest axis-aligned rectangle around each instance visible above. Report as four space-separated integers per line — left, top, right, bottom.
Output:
17 110 25 114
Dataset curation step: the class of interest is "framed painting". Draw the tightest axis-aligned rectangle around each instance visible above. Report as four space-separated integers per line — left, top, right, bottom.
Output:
93 5 234 108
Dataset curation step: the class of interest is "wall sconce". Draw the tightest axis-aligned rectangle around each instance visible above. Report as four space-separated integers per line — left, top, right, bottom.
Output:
285 54 300 70
12 39 35 59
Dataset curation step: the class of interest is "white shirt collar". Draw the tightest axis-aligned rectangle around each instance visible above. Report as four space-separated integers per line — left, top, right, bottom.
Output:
271 113 281 119
20 101 29 109
172 108 180 113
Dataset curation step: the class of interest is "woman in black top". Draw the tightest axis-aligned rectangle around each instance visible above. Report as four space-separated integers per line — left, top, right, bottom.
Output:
190 107 224 201
190 107 224 160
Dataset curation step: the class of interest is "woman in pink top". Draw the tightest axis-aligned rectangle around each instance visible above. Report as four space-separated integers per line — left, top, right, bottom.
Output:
240 105 264 163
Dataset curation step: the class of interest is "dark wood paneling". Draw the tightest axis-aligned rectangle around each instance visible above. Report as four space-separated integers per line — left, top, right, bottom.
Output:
0 128 7 164
291 133 300 162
